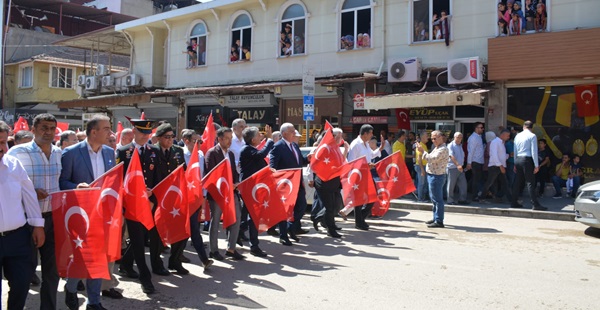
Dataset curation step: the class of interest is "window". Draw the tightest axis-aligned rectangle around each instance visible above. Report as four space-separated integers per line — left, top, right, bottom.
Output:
412 0 451 43
50 66 74 88
279 3 306 57
230 13 252 63
340 0 371 50
19 65 33 88
188 22 208 68
496 0 548 37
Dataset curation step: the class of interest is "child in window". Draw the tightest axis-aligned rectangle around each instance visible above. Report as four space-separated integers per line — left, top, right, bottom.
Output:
279 32 287 56
525 0 536 30
184 39 197 68
498 19 508 36
566 155 583 197
230 50 239 62
362 33 370 48
508 12 523 35
357 33 364 48
284 42 293 56
242 46 251 61
498 2 510 24
534 2 547 32
433 24 442 40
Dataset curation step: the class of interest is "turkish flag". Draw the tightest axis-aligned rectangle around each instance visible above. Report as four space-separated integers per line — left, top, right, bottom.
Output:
200 113 216 156
371 180 394 217
310 129 346 181
186 142 205 215
340 156 377 208
123 149 155 230
13 116 29 133
153 165 190 245
202 158 236 228
574 85 600 117
54 122 69 142
324 120 333 132
140 112 146 120
273 168 302 222
237 167 288 232
115 121 124 144
90 163 124 262
374 151 416 199
51 188 109 280
395 109 411 130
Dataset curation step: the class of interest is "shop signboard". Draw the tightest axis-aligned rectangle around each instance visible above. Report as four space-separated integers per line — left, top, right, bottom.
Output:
409 107 454 121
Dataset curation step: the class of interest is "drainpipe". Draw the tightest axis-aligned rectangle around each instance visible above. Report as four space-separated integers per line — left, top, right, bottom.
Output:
376 0 386 78
145 27 154 87
162 20 171 88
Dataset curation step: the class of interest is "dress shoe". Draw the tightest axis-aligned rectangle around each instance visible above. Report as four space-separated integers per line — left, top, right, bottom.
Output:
355 224 369 231
168 264 190 275
209 251 224 261
225 250 245 260
296 228 309 235
288 232 300 242
201 259 214 270
279 238 293 246
141 282 155 294
118 267 139 279
312 221 320 231
510 203 524 208
101 288 123 299
338 210 348 221
427 221 445 228
425 219 435 224
532 205 548 211
236 236 244 247
86 303 107 310
250 246 268 257
179 254 191 264
152 268 171 276
266 228 279 236
327 231 342 238
64 285 79 310
31 273 41 286
77 280 85 291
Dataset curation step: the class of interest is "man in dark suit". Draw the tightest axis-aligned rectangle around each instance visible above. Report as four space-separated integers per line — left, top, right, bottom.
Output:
204 127 244 260
239 125 274 257
153 123 189 275
115 118 161 294
59 114 121 310
269 123 309 246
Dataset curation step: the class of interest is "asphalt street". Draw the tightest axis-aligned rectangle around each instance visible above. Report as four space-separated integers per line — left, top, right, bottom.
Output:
3 210 599 309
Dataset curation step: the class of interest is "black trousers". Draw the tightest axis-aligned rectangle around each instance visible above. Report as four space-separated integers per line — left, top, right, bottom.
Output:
480 166 512 201
1 225 34 310
39 213 59 310
148 226 165 271
121 220 152 285
168 239 187 268
189 208 209 263
315 176 341 233
511 156 541 207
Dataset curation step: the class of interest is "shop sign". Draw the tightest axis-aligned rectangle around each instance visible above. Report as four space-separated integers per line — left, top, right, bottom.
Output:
409 107 454 121
353 93 388 110
222 94 275 106
350 116 388 124
0 108 47 125
227 107 274 122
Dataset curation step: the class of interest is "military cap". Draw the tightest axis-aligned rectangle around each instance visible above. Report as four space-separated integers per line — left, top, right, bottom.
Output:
155 123 174 137
126 116 155 134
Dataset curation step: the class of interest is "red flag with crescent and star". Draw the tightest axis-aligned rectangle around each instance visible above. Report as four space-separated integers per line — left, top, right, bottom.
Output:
13 116 29 133
574 85 600 117
200 113 216 156
186 142 205 215
340 156 377 208
310 129 346 181
123 149 155 230
50 188 110 280
115 121 124 144
273 168 302 220
54 122 69 142
202 158 236 228
90 163 124 262
324 120 333 132
374 150 416 200
395 108 411 130
153 165 191 246
371 180 394 217
237 167 288 232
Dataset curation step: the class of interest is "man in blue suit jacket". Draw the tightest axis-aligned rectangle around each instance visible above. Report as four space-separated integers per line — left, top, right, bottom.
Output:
59 114 121 310
269 123 309 246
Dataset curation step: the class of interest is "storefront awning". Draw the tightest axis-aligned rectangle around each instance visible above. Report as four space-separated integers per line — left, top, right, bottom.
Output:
363 89 488 110
56 94 151 109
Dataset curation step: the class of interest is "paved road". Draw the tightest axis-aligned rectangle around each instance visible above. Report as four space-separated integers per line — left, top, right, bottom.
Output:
3 210 599 309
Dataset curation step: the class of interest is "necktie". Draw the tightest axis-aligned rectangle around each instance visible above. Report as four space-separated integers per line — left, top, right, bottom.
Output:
290 143 299 164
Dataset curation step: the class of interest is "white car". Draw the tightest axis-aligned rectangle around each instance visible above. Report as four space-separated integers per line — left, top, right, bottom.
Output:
574 180 600 229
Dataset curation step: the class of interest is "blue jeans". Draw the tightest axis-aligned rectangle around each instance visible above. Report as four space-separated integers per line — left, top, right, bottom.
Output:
428 173 446 223
552 175 580 195
66 278 102 305
414 165 429 201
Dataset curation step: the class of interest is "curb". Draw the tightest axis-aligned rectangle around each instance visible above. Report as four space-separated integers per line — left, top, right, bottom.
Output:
389 199 575 222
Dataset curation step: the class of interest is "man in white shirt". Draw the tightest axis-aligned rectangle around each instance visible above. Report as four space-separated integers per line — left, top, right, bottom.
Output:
0 121 46 310
476 129 512 203
228 118 248 243
511 120 546 210
467 122 485 200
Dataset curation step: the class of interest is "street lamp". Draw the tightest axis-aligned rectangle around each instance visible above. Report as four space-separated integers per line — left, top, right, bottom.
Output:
19 10 48 27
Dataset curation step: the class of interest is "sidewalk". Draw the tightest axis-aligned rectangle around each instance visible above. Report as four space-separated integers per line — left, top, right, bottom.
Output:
390 191 576 222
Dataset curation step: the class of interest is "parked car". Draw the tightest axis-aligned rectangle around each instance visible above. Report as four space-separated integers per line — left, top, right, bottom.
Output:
574 180 600 229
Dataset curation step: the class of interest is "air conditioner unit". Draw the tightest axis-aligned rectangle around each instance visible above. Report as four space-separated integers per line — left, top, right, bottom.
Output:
85 76 99 90
96 64 108 76
447 57 483 85
77 75 87 86
101 76 114 88
387 57 422 82
125 74 141 87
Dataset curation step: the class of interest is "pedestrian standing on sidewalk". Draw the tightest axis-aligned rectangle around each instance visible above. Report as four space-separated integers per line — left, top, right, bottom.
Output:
467 122 485 201
414 131 430 202
446 132 468 205
418 130 449 228
510 121 547 210
476 129 512 203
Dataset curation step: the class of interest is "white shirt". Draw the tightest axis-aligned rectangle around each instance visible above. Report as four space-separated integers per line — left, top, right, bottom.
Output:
383 140 392 156
467 133 484 165
488 137 508 168
348 136 380 162
85 140 105 179
229 133 245 173
514 129 539 167
0 154 45 231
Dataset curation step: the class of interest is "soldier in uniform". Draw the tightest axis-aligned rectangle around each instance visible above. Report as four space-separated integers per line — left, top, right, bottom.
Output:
115 118 164 294
153 123 189 275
